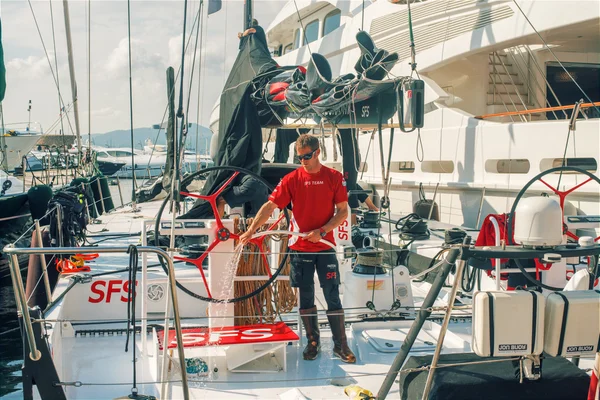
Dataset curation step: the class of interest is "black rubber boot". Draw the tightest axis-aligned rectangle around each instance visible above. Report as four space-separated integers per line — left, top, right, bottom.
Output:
300 306 320 360
327 309 356 363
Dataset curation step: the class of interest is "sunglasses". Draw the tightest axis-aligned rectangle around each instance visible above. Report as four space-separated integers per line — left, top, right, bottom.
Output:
296 149 317 161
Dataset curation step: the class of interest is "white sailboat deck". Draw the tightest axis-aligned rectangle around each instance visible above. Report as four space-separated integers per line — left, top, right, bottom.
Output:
39 201 475 399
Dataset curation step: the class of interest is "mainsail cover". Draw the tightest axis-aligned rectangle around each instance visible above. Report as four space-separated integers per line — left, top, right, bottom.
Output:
181 25 277 218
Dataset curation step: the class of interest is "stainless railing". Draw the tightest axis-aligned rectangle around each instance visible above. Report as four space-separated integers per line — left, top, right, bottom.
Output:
489 52 526 122
3 245 190 400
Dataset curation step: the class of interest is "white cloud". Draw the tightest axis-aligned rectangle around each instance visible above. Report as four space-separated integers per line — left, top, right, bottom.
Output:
2 0 286 133
91 107 121 118
6 55 53 79
106 38 165 78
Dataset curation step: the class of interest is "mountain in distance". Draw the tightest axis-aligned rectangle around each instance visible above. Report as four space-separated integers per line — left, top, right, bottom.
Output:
91 123 213 154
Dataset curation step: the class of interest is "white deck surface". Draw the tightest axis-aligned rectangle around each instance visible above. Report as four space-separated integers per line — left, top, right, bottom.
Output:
14 200 594 399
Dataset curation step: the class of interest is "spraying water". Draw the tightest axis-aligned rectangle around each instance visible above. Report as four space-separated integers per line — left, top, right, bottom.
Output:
217 242 245 302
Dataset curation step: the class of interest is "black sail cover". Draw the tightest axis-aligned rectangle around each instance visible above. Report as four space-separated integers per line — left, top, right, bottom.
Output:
181 26 277 218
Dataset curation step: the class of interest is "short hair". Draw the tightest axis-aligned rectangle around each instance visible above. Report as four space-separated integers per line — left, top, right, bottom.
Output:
295 134 319 151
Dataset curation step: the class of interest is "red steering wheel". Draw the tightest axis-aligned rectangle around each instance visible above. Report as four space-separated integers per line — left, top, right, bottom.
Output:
154 166 291 303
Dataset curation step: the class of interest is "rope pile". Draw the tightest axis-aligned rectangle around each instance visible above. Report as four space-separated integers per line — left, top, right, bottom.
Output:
233 218 296 326
356 248 384 266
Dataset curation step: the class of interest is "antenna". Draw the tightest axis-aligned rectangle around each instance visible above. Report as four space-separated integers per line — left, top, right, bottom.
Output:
27 100 32 131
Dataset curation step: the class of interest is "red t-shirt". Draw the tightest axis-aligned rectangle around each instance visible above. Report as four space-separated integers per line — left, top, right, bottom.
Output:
269 165 348 252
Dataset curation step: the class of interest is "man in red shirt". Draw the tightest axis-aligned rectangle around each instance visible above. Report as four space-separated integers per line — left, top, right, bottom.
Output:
240 134 356 363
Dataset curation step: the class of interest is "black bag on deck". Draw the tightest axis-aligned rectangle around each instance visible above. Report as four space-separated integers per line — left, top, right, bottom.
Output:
48 188 88 247
413 183 439 221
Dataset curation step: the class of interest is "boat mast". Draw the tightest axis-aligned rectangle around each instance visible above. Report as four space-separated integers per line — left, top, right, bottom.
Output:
243 0 253 30
62 0 83 155
0 104 7 171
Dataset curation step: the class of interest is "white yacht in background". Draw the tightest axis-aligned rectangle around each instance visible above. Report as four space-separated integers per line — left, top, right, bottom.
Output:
1 122 45 171
249 0 599 228
94 145 210 179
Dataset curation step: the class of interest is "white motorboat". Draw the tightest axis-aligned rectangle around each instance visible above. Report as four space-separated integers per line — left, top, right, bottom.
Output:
94 146 209 179
1 123 45 171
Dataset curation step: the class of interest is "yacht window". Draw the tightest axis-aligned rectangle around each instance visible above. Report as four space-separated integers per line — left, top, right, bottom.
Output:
546 62 600 120
96 152 109 159
322 10 341 36
283 44 293 54
390 161 415 173
107 151 119 157
485 159 530 174
293 29 301 49
540 157 598 173
421 161 455 174
303 19 319 45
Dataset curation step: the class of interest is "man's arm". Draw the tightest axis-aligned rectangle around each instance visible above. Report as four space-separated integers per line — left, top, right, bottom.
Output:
304 201 349 243
322 201 349 233
239 200 279 244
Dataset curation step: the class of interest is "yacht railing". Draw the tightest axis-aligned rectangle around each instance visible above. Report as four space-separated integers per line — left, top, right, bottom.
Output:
489 52 521 122
488 216 502 290
521 45 568 119
3 245 191 400
492 52 530 121
476 101 600 120
486 44 596 122
509 46 562 120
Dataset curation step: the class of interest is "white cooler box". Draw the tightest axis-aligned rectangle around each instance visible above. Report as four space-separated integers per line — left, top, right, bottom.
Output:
544 290 600 357
472 291 545 357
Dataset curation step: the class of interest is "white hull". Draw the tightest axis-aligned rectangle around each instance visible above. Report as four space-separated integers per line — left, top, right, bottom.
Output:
253 0 600 228
3 135 42 170
267 115 600 228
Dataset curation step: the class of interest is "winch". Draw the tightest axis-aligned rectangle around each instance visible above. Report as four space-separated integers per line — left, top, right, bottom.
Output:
359 211 381 229
353 247 385 275
343 247 414 312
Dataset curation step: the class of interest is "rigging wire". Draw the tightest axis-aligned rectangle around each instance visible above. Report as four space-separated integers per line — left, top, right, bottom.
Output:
223 0 229 88
48 0 67 147
126 0 137 196
172 0 190 217
195 0 206 168
361 0 365 31
87 0 92 167
144 5 203 174
125 245 139 397
292 0 314 57
29 0 75 137
177 0 190 119
184 0 204 138
557 100 583 190
511 0 599 115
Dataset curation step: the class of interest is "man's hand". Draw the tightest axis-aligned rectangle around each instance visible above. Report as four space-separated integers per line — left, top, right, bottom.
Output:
216 196 227 218
239 230 254 245
237 28 256 39
303 229 322 243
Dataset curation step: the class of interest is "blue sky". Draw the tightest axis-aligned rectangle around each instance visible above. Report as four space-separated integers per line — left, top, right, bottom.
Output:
1 0 284 134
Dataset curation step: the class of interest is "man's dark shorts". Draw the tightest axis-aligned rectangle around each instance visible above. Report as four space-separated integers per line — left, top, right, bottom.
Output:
289 249 340 288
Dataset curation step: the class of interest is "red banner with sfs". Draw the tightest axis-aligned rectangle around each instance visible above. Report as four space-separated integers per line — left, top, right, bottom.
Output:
158 322 299 349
